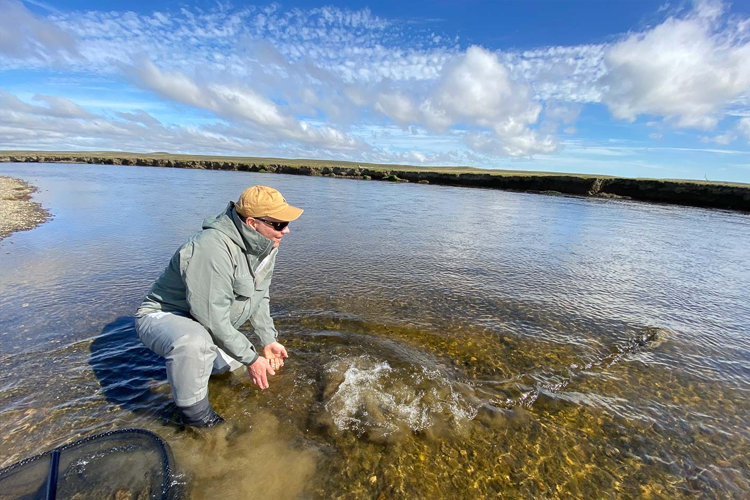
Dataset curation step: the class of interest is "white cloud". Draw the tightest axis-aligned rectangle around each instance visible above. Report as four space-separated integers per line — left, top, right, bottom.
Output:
368 47 557 157
431 47 556 156
464 129 557 157
738 117 750 141
544 102 583 125
116 109 162 126
0 0 79 65
500 45 606 103
700 131 736 145
0 91 248 152
129 58 364 152
648 133 664 140
0 90 93 118
539 101 583 136
601 0 750 129
0 90 368 158
374 91 419 125
432 47 537 128
653 146 750 155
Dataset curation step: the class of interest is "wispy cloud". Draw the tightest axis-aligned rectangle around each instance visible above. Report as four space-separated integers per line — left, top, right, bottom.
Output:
128 57 366 152
0 0 79 65
0 90 311 155
0 90 93 118
700 131 737 145
500 45 606 103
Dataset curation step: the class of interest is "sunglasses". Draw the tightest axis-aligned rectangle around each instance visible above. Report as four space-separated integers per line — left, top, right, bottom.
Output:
253 218 289 231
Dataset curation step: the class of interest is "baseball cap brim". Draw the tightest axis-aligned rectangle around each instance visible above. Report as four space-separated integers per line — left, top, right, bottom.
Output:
266 204 304 222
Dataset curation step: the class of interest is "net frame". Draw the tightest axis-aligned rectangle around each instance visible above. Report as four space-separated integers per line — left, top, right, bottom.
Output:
0 428 180 500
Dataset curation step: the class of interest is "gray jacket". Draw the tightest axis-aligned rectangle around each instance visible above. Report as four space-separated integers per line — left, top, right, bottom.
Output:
136 202 279 365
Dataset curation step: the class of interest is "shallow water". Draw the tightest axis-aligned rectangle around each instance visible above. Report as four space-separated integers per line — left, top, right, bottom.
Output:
0 163 749 499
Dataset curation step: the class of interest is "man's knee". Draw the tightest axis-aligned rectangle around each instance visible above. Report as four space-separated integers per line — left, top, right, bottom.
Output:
137 313 216 362
169 330 215 361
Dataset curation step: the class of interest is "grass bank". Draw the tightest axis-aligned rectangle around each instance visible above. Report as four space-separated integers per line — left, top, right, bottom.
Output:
2 150 748 212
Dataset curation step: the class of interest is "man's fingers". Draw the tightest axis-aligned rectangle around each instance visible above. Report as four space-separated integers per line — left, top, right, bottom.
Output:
249 357 278 390
280 346 289 358
251 371 269 390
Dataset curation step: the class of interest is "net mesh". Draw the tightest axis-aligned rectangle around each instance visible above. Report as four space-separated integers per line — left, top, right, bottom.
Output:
0 428 182 500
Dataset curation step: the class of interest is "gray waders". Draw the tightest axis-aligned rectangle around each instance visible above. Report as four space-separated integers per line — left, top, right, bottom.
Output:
135 311 244 426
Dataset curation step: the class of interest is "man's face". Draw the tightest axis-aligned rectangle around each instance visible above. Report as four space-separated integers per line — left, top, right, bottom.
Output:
247 217 291 248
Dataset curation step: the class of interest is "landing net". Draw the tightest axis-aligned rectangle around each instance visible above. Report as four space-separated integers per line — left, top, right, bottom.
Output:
0 428 181 500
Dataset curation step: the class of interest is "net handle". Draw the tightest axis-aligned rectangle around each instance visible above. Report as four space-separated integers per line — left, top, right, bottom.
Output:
45 450 60 500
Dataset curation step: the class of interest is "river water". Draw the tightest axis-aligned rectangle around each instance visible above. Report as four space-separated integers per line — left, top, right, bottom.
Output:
0 162 749 499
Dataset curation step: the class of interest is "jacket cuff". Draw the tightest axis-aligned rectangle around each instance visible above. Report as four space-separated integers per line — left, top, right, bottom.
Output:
243 352 260 366
257 331 278 348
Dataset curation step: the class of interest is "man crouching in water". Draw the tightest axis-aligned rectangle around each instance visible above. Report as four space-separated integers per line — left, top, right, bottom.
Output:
135 185 302 427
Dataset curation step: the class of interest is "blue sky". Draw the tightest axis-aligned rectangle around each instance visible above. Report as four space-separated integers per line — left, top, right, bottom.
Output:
2 0 750 182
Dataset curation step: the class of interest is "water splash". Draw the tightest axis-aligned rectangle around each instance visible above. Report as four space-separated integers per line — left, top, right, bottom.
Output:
322 356 479 441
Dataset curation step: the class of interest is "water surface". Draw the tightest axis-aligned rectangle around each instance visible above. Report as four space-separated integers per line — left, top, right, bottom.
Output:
1 163 749 499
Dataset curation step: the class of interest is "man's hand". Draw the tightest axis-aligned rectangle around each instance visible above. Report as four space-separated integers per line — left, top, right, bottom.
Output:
248 356 275 390
263 342 289 371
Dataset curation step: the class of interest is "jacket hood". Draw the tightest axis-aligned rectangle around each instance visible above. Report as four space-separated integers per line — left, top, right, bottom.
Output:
202 202 274 256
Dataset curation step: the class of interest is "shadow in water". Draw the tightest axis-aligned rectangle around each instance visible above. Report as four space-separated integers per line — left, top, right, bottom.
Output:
89 317 178 424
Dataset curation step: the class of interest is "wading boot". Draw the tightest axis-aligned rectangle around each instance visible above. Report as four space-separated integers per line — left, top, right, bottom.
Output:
179 397 225 428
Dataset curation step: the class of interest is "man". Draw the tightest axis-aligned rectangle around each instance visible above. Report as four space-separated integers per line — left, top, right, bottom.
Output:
135 185 303 427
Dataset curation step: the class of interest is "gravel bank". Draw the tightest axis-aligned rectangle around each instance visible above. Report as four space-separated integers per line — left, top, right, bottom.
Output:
0 176 51 241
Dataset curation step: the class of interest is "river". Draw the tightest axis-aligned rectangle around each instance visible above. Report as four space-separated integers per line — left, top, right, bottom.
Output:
0 162 749 499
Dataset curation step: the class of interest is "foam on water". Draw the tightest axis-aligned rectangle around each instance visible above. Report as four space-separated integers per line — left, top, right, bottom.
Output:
322 355 478 440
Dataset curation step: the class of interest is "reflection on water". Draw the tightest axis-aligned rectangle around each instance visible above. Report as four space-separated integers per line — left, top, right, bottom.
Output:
0 163 749 499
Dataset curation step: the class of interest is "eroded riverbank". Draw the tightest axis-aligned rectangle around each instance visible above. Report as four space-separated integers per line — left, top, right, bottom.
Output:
3 151 749 212
0 175 50 241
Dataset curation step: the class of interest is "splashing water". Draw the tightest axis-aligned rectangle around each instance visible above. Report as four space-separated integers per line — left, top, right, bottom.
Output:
322 356 479 441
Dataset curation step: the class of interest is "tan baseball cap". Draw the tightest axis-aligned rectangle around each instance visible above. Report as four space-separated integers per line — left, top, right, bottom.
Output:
235 185 303 221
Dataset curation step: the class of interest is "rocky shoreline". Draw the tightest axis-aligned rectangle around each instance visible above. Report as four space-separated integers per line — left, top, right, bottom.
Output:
0 176 51 241
2 152 749 212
